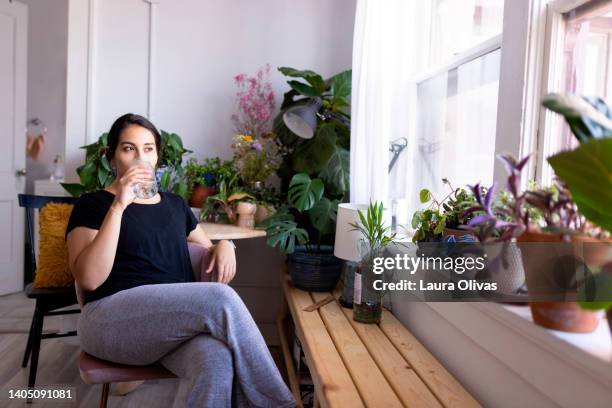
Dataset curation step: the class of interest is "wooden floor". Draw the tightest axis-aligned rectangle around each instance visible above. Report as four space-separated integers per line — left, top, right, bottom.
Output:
0 291 289 407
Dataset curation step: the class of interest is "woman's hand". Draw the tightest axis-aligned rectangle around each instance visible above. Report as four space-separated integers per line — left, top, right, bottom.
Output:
206 240 236 284
113 163 155 211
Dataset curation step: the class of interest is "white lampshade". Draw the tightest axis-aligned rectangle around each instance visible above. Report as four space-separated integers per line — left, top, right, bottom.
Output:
334 203 369 262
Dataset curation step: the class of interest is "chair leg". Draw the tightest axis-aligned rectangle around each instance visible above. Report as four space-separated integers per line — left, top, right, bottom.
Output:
27 304 44 389
22 313 36 367
99 383 110 408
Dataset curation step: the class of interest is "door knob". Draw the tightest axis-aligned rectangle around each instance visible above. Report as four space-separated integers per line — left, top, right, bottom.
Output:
16 168 27 177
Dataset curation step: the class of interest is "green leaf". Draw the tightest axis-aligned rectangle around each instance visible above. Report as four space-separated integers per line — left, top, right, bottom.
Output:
542 94 612 142
278 67 326 93
287 80 320 97
100 132 108 146
288 173 324 212
160 170 171 190
78 161 96 177
292 124 337 174
578 271 612 311
100 155 111 172
547 138 612 232
278 67 320 78
173 181 189 199
97 166 109 186
318 145 350 197
308 198 339 236
331 70 352 98
60 183 86 197
419 189 432 203
264 208 309 254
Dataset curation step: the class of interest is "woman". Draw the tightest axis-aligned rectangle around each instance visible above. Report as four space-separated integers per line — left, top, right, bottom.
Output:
65 113 295 408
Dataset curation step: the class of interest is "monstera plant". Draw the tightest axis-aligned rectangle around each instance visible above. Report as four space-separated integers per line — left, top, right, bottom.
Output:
263 67 352 255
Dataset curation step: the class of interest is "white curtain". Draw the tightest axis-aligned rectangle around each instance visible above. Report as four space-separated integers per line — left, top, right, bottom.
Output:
349 0 430 207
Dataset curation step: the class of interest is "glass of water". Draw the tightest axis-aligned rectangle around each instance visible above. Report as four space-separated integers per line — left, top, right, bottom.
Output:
131 159 158 199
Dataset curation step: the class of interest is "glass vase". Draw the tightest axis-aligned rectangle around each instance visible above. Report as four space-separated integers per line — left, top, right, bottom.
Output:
353 242 384 324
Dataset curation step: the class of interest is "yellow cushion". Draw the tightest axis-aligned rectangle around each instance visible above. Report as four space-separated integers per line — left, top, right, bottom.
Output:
34 203 74 288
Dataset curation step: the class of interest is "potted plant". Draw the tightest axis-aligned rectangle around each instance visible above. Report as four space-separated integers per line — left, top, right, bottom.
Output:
185 158 228 208
536 93 612 332
261 67 352 292
249 185 281 225
460 163 533 297
349 201 396 324
61 130 192 198
411 178 476 243
201 173 253 224
156 130 192 199
231 133 286 189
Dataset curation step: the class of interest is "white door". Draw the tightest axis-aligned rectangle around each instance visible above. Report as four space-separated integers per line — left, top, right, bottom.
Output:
0 1 27 295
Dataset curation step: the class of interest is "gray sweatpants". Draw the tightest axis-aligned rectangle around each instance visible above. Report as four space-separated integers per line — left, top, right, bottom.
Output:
77 282 296 408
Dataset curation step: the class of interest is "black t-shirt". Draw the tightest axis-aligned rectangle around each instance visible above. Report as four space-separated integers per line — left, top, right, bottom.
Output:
65 190 198 304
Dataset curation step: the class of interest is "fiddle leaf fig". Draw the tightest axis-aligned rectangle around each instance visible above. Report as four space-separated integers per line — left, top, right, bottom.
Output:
278 67 326 94
287 80 320 97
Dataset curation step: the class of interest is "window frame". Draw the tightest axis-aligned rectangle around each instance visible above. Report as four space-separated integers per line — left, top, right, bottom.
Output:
534 0 611 184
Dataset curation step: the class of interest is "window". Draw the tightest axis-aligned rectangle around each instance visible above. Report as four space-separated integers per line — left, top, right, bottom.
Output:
538 0 612 183
429 0 505 65
410 0 504 205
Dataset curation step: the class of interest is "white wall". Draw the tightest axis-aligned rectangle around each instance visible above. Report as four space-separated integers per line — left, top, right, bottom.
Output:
20 0 69 193
65 0 356 182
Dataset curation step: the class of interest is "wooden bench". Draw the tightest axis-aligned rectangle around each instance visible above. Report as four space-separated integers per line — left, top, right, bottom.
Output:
277 272 481 408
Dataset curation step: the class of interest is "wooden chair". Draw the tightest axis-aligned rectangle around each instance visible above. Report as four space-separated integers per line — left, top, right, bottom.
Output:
18 194 80 391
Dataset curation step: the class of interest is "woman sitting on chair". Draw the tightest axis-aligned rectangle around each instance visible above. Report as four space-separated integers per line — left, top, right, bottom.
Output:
65 113 295 408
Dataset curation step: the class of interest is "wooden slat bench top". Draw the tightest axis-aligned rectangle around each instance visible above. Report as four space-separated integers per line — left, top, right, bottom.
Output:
279 274 481 408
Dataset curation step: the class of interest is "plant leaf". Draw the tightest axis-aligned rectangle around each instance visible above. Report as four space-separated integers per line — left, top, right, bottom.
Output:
308 197 339 237
288 173 324 212
264 208 309 254
547 138 612 232
60 183 86 197
330 70 352 98
160 170 171 191
542 93 612 142
287 80 320 97
419 189 432 203
292 123 337 174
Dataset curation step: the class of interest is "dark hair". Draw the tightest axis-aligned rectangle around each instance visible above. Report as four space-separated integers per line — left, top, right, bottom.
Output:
105 113 161 165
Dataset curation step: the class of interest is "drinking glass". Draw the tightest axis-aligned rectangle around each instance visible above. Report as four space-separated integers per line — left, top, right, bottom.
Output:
131 159 158 199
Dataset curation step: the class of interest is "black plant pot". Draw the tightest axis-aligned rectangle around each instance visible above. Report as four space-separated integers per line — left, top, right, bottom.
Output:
287 245 343 292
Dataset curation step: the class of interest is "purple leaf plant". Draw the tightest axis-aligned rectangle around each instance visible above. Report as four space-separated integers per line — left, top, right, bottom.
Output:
461 154 530 242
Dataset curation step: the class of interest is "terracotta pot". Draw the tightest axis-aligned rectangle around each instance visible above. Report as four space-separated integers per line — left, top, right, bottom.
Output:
236 201 257 229
517 231 610 333
189 185 216 208
528 301 601 333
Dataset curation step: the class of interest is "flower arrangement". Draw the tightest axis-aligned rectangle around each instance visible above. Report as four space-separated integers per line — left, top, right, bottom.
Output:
231 65 276 138
232 133 286 186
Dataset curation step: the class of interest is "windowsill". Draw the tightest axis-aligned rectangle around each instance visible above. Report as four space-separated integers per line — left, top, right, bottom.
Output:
390 300 612 406
416 301 612 385
501 303 611 363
